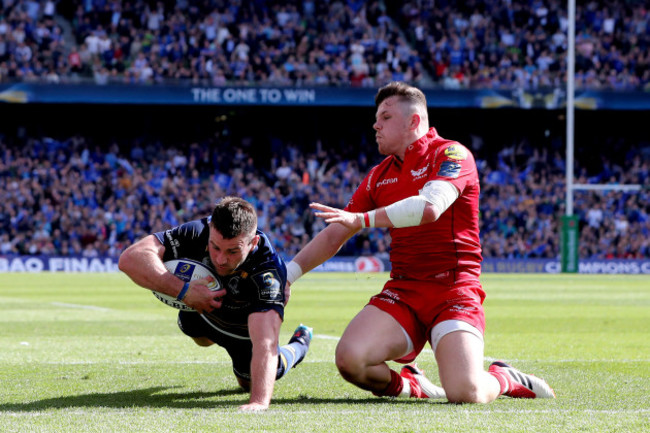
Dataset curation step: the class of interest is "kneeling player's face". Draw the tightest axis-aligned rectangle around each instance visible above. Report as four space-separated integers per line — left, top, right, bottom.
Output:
373 96 412 156
208 227 259 276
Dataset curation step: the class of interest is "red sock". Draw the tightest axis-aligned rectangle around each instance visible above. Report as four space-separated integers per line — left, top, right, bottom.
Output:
373 369 403 397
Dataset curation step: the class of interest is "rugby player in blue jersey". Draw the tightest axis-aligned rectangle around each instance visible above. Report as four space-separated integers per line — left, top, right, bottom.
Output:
119 196 312 411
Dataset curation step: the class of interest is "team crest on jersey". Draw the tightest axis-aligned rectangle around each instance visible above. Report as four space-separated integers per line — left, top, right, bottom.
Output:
444 145 468 160
437 161 462 178
410 164 429 181
252 270 283 302
228 276 240 295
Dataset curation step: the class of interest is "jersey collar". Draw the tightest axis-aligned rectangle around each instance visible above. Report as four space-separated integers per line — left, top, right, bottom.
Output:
395 127 438 164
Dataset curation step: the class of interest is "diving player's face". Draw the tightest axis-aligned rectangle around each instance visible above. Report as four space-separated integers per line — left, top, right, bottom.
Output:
208 227 259 276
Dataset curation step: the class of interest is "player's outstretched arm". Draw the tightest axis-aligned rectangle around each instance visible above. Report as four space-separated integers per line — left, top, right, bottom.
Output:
119 235 225 313
310 180 459 230
118 235 185 296
287 223 358 284
239 310 282 411
310 198 437 229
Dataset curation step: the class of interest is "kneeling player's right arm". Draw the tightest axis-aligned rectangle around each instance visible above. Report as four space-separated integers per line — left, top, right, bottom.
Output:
288 223 357 284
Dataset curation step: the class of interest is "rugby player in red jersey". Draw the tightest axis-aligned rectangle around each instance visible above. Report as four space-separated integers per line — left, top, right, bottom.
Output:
286 82 555 402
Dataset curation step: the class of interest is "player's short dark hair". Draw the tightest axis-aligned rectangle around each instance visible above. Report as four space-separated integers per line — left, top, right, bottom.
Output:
210 196 257 239
375 81 427 109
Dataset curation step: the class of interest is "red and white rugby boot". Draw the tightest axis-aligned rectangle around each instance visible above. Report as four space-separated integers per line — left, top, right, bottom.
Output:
489 361 556 398
399 364 446 399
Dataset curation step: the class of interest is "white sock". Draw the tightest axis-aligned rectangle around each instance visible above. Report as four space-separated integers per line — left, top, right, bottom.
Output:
399 377 412 398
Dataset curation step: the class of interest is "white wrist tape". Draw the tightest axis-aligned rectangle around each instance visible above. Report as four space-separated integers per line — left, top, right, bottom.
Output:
384 195 428 228
359 210 376 228
286 260 303 284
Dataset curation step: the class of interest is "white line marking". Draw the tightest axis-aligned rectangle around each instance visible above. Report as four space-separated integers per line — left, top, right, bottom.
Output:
286 408 650 415
315 336 650 363
42 361 230 365
35 357 648 366
38 360 328 365
19 328 650 365
484 357 650 363
51 302 111 312
315 334 340 341
462 409 650 414
4 408 649 417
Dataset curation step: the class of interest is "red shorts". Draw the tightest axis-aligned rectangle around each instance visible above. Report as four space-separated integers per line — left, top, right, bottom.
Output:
367 270 486 363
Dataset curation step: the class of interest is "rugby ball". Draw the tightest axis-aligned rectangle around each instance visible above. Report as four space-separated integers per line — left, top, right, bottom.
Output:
153 258 221 311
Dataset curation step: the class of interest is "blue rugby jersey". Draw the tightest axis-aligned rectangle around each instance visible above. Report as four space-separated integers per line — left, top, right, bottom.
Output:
154 217 287 339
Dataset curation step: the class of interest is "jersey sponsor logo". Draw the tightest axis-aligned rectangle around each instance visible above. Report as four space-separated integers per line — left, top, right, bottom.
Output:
444 144 468 160
449 304 477 316
437 161 462 178
165 231 181 257
375 177 398 188
366 168 376 191
382 288 400 300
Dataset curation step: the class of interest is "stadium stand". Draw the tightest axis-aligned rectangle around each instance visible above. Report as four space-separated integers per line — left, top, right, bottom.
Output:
1 126 647 260
0 1 648 262
386 0 650 90
1 0 649 90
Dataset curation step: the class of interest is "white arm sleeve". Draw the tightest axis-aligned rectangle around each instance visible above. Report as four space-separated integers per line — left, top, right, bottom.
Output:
383 180 460 228
384 195 428 228
419 180 459 216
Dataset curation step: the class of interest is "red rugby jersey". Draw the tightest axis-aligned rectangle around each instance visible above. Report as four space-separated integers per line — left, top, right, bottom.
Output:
345 127 482 282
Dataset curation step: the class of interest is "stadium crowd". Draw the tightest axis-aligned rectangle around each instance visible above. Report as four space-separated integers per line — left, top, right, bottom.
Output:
1 130 648 260
0 0 649 90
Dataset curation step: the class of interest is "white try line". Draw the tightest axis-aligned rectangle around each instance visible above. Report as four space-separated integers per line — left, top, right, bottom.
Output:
51 302 112 312
314 337 650 363
25 324 650 365
287 408 650 415
41 360 232 365
38 360 328 365
483 356 650 364
34 357 649 366
315 334 340 341
460 408 650 414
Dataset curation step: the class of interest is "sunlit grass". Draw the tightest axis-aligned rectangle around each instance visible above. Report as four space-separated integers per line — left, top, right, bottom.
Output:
1 272 648 432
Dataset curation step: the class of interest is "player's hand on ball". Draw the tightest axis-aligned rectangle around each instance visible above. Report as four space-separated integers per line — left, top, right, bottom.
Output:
310 202 361 229
184 276 226 313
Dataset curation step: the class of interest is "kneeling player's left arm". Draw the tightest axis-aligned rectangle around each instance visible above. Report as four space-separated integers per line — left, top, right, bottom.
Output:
311 180 460 229
240 310 282 411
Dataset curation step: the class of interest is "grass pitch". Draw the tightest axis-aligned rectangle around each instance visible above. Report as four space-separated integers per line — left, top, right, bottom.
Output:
1 272 648 432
